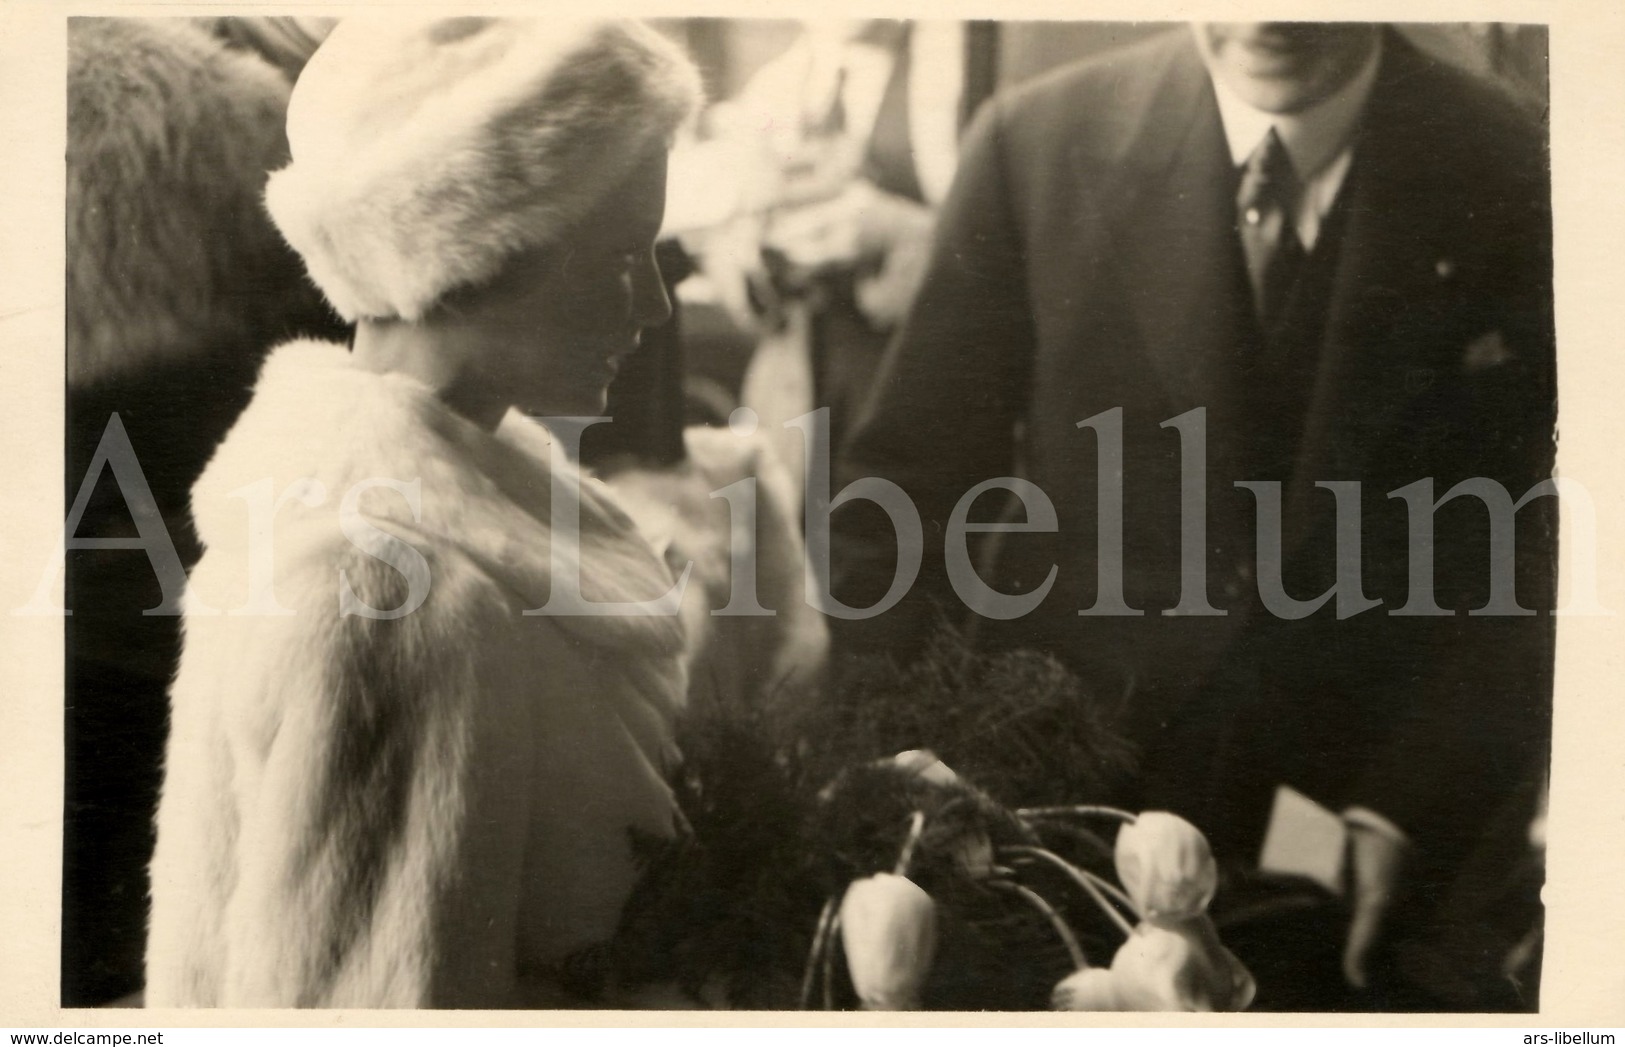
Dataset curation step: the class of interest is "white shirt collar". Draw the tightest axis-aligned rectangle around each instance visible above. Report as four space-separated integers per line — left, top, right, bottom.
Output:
1201 32 1383 181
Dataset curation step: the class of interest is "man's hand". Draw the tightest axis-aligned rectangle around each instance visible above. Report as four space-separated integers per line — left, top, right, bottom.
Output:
1342 820 1407 989
765 181 933 271
763 180 936 328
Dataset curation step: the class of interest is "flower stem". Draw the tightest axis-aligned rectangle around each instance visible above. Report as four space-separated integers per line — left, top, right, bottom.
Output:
1005 845 1138 938
823 911 842 1010
1015 804 1138 824
895 810 926 877
1023 817 1116 860
992 879 1088 970
1080 868 1141 919
800 895 838 1011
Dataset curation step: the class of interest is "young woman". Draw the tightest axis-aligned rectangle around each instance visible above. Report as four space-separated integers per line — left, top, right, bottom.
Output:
144 18 703 1008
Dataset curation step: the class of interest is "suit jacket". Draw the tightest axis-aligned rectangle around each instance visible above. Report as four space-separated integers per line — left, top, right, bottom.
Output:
831 28 1554 890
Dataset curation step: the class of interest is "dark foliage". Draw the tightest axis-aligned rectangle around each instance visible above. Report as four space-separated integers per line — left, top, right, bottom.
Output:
600 629 1139 1009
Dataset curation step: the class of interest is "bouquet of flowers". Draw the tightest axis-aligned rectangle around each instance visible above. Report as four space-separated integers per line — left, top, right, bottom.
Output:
812 760 1255 1012
592 630 1256 1011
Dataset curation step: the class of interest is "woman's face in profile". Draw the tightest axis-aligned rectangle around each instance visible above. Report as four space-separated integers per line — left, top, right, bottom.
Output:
457 149 673 418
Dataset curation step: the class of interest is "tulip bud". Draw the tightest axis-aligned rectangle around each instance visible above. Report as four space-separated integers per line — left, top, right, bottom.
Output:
1109 916 1255 1012
888 750 993 876
948 827 995 879
1052 967 1125 1011
838 873 938 1010
892 749 960 788
1113 811 1217 924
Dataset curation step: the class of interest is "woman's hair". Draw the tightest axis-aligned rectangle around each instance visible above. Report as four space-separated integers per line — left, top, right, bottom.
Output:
265 18 703 323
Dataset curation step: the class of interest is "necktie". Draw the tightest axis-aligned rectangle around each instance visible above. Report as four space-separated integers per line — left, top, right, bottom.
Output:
805 64 848 138
1236 128 1305 331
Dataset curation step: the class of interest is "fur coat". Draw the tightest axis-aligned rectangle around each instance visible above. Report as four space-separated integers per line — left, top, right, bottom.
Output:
604 424 828 715
66 17 319 388
145 341 690 1007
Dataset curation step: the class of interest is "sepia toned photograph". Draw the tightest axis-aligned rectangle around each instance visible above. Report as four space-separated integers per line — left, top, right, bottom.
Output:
32 8 1585 1020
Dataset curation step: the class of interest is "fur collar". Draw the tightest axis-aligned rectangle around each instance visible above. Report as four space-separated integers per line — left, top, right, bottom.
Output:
191 339 686 659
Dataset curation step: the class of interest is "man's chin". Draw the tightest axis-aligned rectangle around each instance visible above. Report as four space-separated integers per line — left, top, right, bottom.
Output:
1213 57 1337 114
1237 79 1321 115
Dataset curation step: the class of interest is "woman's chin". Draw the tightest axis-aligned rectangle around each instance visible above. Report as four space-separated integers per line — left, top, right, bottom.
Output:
524 390 612 420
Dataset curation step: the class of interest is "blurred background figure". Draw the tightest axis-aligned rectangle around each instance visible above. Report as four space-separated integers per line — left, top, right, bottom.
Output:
665 19 997 497
190 16 334 81
591 18 996 715
64 16 343 1006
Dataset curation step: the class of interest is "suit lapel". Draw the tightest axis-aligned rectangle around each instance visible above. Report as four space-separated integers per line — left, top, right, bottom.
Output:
1279 34 1466 559
1099 34 1277 547
1108 39 1255 424
1082 32 1470 574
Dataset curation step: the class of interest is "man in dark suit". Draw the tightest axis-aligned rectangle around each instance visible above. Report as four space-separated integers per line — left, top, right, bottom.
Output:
829 23 1554 1006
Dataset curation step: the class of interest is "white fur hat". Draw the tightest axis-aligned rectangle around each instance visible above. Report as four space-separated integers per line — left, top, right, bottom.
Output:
265 17 702 322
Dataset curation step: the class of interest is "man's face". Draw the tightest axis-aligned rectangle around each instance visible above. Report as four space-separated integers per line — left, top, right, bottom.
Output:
1196 23 1380 114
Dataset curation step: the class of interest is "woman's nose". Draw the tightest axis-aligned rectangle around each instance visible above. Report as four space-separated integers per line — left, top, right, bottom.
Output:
634 251 674 331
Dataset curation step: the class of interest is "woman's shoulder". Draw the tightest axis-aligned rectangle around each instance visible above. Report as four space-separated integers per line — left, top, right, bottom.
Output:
179 521 564 763
191 340 389 523
188 341 687 661
192 339 510 563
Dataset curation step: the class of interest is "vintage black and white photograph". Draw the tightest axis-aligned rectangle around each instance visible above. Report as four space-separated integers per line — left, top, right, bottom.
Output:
25 7 1593 1018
